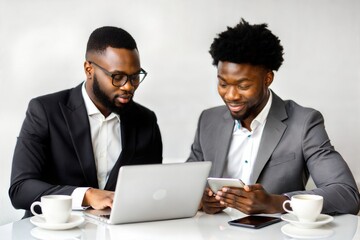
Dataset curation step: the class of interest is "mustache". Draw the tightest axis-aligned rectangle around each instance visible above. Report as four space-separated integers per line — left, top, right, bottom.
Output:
116 91 134 99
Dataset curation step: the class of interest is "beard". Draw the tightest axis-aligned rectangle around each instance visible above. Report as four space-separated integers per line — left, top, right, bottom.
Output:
228 102 256 121
230 107 252 121
228 90 269 122
92 74 132 115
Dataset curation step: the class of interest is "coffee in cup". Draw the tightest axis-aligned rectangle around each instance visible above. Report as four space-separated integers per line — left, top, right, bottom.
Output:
282 194 323 223
30 195 72 224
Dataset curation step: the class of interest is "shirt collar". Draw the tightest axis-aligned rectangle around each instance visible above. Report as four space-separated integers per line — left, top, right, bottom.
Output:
235 90 273 132
81 81 120 121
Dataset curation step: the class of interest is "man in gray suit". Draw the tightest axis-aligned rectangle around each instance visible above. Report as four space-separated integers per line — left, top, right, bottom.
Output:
187 19 359 215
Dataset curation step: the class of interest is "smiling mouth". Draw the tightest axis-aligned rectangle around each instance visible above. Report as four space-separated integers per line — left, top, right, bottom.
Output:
227 103 245 113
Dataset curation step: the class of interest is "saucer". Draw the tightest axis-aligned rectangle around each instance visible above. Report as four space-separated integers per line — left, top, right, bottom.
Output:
281 214 333 229
30 214 84 230
281 224 334 239
31 227 83 240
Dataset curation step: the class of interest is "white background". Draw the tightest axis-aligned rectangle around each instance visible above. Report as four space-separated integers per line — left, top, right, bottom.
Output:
1 0 359 225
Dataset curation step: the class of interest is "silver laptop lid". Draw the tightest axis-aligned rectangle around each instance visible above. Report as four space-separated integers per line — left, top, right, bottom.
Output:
107 161 211 224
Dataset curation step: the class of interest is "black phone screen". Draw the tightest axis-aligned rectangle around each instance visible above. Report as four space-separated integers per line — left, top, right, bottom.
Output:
228 216 281 229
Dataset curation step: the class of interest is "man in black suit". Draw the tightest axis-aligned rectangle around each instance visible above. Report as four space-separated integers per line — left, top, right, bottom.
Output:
9 26 162 218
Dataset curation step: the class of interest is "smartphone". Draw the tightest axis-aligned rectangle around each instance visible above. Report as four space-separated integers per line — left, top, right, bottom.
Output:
207 177 245 193
228 216 282 229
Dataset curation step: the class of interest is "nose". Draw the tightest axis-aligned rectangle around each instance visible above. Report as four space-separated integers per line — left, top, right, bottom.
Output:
224 86 241 102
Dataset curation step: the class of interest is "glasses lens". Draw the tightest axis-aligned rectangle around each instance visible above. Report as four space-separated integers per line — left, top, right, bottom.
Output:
130 74 141 86
112 74 127 87
131 72 146 86
112 71 146 87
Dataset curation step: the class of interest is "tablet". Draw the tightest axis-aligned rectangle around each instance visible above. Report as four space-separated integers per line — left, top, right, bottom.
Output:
207 177 245 193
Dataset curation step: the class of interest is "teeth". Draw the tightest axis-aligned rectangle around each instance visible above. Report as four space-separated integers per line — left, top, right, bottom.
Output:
228 104 244 112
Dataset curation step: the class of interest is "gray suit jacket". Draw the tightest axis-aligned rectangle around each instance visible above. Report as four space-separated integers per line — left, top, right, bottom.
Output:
187 91 359 215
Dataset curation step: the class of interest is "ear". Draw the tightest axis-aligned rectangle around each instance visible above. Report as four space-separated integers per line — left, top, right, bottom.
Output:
84 61 93 79
265 71 274 87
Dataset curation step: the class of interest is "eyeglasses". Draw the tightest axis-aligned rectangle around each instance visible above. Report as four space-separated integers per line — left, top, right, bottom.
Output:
88 61 147 87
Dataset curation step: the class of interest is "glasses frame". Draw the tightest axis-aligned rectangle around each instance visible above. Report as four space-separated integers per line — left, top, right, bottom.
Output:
88 61 147 87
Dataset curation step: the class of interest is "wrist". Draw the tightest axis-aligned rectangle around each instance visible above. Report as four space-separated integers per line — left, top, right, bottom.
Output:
269 194 288 214
82 188 93 207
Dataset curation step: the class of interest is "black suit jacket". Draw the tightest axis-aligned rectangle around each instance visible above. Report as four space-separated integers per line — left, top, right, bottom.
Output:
9 83 162 217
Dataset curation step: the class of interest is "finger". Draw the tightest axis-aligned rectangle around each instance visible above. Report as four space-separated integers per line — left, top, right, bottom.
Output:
216 192 247 204
244 183 264 191
207 189 214 197
218 197 249 211
217 195 255 214
205 201 224 208
220 187 245 196
204 194 221 203
203 188 214 197
202 199 226 214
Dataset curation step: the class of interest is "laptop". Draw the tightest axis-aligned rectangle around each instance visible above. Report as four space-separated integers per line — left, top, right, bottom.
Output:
84 161 212 224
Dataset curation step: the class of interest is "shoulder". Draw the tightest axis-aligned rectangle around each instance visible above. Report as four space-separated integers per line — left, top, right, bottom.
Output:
32 88 72 103
201 105 229 118
29 84 80 106
283 99 323 120
27 87 77 113
271 92 323 122
196 105 231 129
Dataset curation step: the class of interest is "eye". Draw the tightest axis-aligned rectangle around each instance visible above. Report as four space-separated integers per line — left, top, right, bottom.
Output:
218 80 227 88
112 74 126 81
238 84 251 90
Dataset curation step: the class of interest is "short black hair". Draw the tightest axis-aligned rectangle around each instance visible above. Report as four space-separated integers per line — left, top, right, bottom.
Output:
86 26 137 57
209 19 284 71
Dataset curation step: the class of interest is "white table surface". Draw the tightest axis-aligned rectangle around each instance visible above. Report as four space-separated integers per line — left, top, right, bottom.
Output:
0 208 359 240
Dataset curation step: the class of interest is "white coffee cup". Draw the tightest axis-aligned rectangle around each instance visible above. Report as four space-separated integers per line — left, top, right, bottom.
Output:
30 195 72 224
282 194 323 223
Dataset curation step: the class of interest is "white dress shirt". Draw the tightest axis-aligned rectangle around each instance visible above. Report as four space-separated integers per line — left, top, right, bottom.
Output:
222 91 272 185
71 82 122 209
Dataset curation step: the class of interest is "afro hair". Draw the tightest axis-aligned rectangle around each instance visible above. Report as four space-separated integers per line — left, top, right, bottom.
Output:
209 19 284 71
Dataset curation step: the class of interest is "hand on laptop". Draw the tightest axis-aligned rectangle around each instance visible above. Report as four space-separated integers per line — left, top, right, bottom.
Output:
214 183 288 214
82 188 115 210
200 187 226 214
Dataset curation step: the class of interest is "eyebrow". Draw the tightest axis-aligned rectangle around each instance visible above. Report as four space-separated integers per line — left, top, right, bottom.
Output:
113 68 142 75
217 75 252 83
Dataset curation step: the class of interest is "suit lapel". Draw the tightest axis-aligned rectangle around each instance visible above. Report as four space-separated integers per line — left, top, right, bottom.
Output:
105 103 137 190
250 92 288 184
214 110 234 177
60 83 98 188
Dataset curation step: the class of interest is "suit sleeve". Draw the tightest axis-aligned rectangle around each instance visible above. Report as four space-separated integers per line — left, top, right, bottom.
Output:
187 111 205 162
285 110 360 215
9 99 76 211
